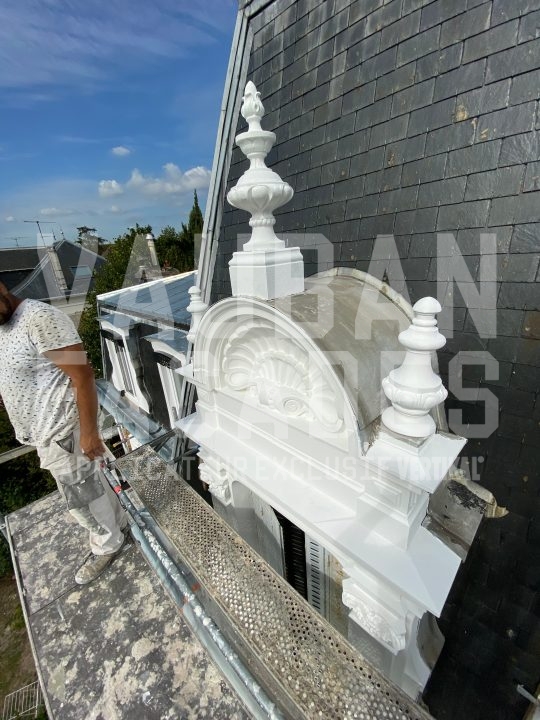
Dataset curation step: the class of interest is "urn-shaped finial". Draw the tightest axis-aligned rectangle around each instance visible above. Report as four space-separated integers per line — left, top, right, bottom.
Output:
381 297 448 438
227 81 293 252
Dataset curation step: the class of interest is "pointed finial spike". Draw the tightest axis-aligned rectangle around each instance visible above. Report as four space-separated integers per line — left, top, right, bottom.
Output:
241 81 264 131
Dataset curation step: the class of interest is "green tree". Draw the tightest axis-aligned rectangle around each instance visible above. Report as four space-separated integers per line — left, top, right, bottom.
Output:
155 191 203 272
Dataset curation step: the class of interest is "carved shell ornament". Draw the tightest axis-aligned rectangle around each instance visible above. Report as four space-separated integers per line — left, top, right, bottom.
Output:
222 320 344 432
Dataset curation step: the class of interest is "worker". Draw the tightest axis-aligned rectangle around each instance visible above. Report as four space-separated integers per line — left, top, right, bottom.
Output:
0 280 126 584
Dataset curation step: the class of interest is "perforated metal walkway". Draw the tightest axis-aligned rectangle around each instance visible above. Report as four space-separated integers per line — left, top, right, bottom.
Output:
116 445 433 720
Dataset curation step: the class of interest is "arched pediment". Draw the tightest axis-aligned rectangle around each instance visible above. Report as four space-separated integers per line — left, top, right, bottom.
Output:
193 297 360 451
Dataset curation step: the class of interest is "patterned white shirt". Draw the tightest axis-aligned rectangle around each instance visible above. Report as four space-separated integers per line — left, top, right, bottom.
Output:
0 300 81 447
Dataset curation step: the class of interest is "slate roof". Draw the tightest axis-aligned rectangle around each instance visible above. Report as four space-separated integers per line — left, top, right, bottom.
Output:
98 271 196 329
0 241 104 299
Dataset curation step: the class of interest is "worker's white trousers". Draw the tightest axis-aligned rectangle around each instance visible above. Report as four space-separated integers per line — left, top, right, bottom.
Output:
37 427 125 555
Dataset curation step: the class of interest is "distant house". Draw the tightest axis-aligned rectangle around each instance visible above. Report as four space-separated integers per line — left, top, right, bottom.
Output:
0 238 105 323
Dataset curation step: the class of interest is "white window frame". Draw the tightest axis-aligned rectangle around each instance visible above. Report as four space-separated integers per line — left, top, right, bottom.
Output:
99 313 150 413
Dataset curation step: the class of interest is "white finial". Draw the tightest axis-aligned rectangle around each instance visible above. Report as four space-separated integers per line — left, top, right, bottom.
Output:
226 81 304 299
187 285 208 344
381 297 448 438
241 81 265 132
227 81 293 252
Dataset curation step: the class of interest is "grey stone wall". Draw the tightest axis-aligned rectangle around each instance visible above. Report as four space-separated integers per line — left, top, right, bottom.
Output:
213 2 540 717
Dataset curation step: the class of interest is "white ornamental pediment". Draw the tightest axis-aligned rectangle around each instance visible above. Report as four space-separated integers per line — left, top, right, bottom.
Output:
192 298 360 442
222 318 343 432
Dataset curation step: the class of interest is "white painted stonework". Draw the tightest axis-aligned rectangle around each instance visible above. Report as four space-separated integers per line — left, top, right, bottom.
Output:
227 81 304 300
178 81 469 700
99 313 150 413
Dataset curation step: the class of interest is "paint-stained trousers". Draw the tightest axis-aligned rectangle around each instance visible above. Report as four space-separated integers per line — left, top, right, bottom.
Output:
37 426 125 555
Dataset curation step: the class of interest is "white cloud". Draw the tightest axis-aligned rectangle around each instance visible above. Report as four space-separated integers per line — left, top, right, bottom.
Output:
111 145 131 157
4 215 15 222
40 207 75 217
125 163 211 196
110 205 121 213
98 179 123 197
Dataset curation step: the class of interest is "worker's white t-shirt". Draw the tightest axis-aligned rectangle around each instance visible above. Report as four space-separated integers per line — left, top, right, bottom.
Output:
0 300 81 447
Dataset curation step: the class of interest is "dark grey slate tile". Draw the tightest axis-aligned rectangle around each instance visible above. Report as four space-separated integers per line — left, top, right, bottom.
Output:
465 166 524 200
364 164 403 194
408 97 456 136
476 102 536 143
365 0 402 37
402 154 447 186
380 10 421 51
455 80 511 120
397 26 440 67
490 192 540 225
498 253 540 282
370 114 409 148
311 139 339 166
360 46 399 83
510 69 540 104
457 226 513 254
420 0 468 30
395 207 438 234
498 282 540 310
391 78 435 117
319 8 350 44
511 224 540 253
487 39 540 82
447 140 502 176
321 158 351 184
375 62 417 101
524 162 540 192
359 213 396 238
345 31 381 69
416 42 463 81
523 310 540 338
317 201 347 225
350 146 386 176
440 3 492 48
499 131 539 166
345 194 379 219
403 0 433 14
518 8 540 42
385 133 427 165
350 0 384 24
433 60 486 103
418 177 467 207
425 121 476 155
463 20 519 63
355 96 392 130
342 82 377 114
437 200 490 230
492 0 540 26
324 113 356 141
333 176 365 202
378 186 419 213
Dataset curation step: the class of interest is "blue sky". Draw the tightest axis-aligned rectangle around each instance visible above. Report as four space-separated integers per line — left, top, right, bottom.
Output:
0 0 237 247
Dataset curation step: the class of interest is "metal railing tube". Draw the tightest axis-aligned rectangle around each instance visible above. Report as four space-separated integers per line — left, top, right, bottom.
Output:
100 462 283 720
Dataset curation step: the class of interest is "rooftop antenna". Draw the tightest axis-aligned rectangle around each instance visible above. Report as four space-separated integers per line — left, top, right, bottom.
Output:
23 220 58 245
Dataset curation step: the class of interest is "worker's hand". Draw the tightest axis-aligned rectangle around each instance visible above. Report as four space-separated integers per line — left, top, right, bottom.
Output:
80 431 107 461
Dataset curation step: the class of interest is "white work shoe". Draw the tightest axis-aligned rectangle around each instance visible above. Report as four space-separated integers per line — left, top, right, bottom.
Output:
75 538 125 585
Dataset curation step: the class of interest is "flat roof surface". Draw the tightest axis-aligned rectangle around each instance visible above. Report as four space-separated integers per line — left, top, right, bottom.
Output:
7 492 249 720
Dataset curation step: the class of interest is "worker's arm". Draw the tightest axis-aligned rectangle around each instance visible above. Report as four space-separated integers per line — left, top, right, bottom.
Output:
44 344 106 461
